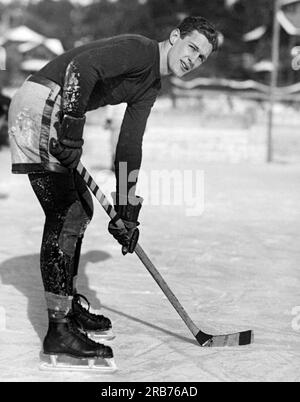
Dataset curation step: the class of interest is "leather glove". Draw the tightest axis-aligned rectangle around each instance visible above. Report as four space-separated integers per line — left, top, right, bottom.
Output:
108 193 143 255
50 114 85 169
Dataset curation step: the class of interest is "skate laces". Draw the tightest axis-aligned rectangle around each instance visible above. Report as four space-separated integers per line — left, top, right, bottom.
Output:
68 312 88 336
67 312 100 346
74 293 91 310
73 293 109 325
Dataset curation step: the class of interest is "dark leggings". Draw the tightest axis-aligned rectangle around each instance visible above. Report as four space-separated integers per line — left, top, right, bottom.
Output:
28 171 93 296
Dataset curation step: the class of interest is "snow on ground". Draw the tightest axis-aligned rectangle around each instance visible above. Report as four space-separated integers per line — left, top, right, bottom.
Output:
0 104 299 382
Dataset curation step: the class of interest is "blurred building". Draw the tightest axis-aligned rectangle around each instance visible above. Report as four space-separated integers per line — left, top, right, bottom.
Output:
0 25 64 87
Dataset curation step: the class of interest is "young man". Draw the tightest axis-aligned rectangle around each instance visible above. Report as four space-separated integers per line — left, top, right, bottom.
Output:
8 16 218 369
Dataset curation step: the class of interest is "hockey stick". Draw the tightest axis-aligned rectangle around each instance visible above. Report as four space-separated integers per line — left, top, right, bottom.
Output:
77 161 254 347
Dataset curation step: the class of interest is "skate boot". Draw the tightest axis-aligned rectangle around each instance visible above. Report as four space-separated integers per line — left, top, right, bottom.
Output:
71 293 115 341
40 312 117 372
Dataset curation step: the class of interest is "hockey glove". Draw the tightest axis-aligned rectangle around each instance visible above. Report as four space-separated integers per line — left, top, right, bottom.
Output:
50 114 85 169
108 193 143 255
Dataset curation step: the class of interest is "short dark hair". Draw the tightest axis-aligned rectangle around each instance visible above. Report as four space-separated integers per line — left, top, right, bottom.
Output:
177 16 219 52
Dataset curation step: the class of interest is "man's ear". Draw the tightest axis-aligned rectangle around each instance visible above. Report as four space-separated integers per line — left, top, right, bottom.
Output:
169 29 181 46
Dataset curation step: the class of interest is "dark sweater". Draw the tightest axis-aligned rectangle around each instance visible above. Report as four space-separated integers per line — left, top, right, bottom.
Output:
38 35 161 195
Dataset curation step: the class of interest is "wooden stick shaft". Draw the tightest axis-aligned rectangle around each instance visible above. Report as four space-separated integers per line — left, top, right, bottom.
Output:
77 162 199 337
134 244 199 336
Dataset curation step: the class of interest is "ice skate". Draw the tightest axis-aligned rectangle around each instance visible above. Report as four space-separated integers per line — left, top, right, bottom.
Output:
40 315 117 373
71 293 116 341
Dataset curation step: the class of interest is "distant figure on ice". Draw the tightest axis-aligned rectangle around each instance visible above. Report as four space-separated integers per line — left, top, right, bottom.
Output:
0 92 10 149
8 16 218 371
103 104 127 172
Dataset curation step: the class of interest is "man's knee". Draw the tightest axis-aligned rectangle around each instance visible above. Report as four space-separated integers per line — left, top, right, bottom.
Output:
58 200 91 256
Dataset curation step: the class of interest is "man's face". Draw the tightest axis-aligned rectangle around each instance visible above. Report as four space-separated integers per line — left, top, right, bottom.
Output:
167 29 213 77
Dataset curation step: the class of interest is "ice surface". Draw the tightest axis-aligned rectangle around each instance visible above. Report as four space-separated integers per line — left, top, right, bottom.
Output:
0 106 299 382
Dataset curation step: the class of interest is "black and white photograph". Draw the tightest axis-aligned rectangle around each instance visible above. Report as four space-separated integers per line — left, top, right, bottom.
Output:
0 0 299 383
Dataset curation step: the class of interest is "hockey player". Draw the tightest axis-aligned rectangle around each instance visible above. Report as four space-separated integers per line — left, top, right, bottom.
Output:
8 16 218 370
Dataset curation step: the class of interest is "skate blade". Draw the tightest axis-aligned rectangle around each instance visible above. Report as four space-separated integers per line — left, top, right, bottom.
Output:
39 355 117 373
88 329 116 342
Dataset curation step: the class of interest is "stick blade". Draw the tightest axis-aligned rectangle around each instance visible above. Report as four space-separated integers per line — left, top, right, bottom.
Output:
196 329 254 347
